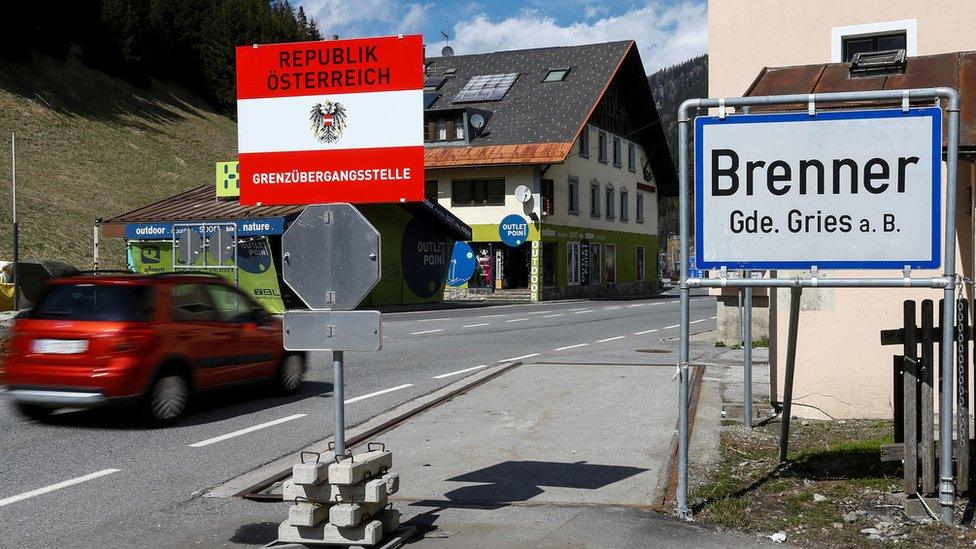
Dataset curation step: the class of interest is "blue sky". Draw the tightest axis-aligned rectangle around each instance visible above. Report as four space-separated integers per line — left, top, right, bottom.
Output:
293 0 707 73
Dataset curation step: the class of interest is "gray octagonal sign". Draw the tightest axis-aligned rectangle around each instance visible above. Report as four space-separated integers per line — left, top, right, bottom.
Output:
282 204 380 310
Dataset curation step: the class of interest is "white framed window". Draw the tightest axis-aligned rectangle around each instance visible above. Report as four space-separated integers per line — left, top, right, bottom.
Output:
605 183 615 220
628 143 636 172
636 192 645 224
598 131 608 163
620 188 628 222
590 180 600 218
830 19 916 62
568 176 579 214
579 126 590 158
567 241 581 285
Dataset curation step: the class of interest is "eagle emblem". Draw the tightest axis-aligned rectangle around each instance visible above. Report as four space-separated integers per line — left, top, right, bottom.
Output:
309 100 347 143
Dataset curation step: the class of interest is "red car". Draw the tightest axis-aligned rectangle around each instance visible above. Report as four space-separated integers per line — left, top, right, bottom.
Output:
2 273 305 424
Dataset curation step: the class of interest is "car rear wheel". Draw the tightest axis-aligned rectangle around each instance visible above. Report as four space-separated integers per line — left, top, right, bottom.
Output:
143 374 189 425
15 402 52 421
275 354 306 395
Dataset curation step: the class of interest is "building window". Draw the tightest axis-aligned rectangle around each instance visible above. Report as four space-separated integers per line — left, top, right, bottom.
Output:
424 180 438 200
597 131 608 163
636 192 645 224
605 184 615 220
425 115 464 143
568 176 579 214
636 245 645 282
604 244 616 283
590 180 600 218
830 19 917 62
627 143 636 172
612 137 621 168
842 32 906 62
589 243 601 284
567 241 581 285
620 188 628 222
543 68 570 82
579 126 589 158
541 179 554 216
451 179 505 206
542 242 556 286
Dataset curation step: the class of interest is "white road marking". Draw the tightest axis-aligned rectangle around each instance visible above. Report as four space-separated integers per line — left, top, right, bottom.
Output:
711 315 717 319
604 306 621 310
634 329 659 335
541 313 563 318
462 323 490 328
0 469 120 508
526 310 553 315
506 318 529 323
189 414 307 448
573 310 593 314
691 319 708 324
567 307 589 311
554 343 588 351
499 353 540 363
345 384 414 404
411 329 444 335
627 303 646 308
664 324 680 329
598 335 625 343
478 314 506 318
434 365 489 379
418 318 453 322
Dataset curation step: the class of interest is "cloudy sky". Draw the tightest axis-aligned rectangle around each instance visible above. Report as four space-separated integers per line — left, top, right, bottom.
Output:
292 0 707 73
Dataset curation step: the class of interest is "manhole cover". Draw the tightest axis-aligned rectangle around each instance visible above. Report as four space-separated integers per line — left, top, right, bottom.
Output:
636 348 669 354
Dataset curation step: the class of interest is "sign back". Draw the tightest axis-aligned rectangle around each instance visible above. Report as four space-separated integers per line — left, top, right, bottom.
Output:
695 107 941 270
235 35 424 206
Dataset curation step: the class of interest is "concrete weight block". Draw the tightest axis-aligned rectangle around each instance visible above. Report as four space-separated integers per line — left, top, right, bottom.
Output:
329 501 386 528
336 473 397 504
288 502 330 527
278 518 382 546
282 479 333 503
377 508 400 534
328 450 392 486
292 461 329 485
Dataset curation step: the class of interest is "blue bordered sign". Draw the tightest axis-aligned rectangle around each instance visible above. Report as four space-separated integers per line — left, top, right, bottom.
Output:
499 214 529 247
447 241 477 286
695 107 941 270
125 218 285 240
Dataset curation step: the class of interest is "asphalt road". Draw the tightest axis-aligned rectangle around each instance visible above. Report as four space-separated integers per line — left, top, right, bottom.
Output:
0 292 716 547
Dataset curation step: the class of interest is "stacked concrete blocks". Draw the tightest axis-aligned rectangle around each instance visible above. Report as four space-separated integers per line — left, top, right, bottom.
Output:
278 447 401 547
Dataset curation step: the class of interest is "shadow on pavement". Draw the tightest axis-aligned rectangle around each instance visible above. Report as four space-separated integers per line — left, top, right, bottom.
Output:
29 380 332 430
227 521 280 545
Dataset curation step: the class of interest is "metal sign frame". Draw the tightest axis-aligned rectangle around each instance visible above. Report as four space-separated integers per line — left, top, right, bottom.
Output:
675 87 960 523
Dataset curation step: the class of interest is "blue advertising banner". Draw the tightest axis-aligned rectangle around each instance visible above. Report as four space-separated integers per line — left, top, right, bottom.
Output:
446 241 477 286
124 218 285 240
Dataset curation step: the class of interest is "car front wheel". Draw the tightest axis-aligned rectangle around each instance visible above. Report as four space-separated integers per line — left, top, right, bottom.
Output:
142 374 189 425
275 354 306 395
15 402 52 421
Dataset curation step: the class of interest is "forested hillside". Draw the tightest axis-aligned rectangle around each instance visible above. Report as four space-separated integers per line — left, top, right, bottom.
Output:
0 0 320 113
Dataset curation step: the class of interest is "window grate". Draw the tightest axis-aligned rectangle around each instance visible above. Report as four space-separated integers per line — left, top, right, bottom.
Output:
453 73 519 103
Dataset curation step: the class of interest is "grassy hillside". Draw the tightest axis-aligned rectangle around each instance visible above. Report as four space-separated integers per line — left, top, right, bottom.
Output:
0 51 237 269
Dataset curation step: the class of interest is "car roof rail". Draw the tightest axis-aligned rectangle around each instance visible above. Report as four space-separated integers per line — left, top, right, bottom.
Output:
148 270 225 278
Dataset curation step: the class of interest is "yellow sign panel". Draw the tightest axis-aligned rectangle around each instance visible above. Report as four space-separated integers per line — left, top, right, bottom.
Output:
216 161 239 198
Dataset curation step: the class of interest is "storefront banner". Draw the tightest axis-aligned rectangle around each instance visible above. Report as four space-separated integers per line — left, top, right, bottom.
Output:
446 241 477 286
124 218 284 240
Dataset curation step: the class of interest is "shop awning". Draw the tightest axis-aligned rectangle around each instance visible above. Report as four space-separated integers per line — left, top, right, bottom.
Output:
102 185 472 241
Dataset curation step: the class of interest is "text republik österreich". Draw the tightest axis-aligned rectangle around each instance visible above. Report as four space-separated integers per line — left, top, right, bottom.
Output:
265 44 392 93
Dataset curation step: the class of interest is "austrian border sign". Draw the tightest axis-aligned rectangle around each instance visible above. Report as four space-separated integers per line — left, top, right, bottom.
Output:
235 35 424 206
696 107 941 270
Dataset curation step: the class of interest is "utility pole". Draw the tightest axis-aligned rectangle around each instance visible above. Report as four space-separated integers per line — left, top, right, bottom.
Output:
11 132 18 310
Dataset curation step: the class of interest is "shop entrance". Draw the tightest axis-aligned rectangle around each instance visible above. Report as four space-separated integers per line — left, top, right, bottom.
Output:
499 243 530 289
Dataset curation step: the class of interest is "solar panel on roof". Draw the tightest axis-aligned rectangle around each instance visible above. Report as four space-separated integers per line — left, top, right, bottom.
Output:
452 73 519 103
423 91 440 109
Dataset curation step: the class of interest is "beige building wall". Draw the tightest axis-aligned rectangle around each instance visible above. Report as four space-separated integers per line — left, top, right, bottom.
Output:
708 0 976 418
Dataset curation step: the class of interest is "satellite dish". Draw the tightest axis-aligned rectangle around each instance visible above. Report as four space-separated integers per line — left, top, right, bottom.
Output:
515 185 532 203
441 45 454 57
469 113 485 130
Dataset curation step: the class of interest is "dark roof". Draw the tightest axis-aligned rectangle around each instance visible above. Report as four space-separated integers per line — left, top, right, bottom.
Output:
425 41 631 145
102 185 472 241
744 50 976 151
422 41 678 194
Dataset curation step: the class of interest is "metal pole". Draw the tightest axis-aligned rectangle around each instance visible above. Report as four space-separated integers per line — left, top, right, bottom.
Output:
939 89 962 523
675 99 694 519
779 287 801 463
332 350 346 456
11 132 18 310
743 270 753 431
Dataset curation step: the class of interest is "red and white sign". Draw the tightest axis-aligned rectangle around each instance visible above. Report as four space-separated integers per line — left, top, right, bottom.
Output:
235 35 424 206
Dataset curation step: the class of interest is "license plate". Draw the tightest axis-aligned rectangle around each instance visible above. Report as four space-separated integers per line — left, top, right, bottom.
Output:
32 339 89 355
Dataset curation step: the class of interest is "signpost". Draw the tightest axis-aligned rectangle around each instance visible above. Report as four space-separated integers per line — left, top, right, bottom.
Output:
675 90 960 523
281 203 382 456
235 35 425 206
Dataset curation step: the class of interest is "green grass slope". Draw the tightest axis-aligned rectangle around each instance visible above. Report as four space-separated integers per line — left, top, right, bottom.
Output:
0 52 237 269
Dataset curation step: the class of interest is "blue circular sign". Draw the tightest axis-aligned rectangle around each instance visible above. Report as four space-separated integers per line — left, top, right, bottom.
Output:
401 218 448 299
446 242 477 286
499 214 529 247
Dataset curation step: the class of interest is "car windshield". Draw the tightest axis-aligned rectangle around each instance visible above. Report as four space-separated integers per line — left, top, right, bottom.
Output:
31 284 154 321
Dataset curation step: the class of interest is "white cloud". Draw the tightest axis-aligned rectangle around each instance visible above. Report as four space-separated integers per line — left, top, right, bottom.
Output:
584 4 609 19
429 1 707 73
296 0 431 37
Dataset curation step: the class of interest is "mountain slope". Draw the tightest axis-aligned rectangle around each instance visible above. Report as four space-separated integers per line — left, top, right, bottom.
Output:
0 52 237 268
